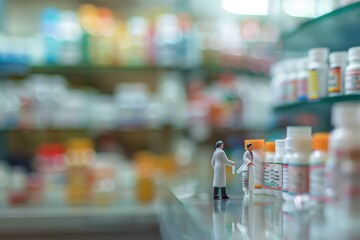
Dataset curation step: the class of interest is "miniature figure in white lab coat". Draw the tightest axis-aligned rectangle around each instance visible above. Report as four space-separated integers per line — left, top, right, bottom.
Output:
237 143 255 197
212 141 236 200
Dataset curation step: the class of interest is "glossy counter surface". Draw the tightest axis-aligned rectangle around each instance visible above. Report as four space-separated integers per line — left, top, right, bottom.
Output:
166 184 360 240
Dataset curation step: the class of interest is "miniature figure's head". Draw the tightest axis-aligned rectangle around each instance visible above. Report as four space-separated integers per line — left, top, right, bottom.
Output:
216 141 224 149
247 143 253 152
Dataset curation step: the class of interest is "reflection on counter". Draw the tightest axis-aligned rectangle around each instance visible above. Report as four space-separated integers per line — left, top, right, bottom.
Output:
167 183 360 240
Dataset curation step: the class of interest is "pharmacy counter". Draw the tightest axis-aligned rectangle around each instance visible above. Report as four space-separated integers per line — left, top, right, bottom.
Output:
160 183 360 240
0 202 160 240
2 183 360 240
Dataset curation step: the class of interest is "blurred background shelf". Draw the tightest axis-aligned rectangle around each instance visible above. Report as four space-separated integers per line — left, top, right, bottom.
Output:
29 65 269 76
2 0 360 238
281 1 360 53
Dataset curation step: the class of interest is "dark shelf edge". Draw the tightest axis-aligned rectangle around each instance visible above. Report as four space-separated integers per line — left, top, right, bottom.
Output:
273 94 360 111
29 65 269 77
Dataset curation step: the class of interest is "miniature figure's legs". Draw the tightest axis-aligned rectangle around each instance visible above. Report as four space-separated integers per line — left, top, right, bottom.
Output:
221 187 230 199
213 187 220 199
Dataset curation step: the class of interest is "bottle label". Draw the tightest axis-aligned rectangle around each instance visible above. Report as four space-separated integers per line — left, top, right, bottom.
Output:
328 66 342 93
291 79 297 101
273 163 283 190
287 79 297 102
310 163 326 200
288 164 309 195
270 163 275 189
282 164 288 192
264 163 272 189
345 70 360 92
254 152 263 188
297 77 308 100
242 171 249 190
308 69 320 100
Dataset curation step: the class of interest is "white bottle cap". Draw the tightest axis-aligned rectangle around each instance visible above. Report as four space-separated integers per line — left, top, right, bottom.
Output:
329 51 348 64
275 139 285 150
332 102 360 127
286 126 312 139
308 48 329 62
348 46 360 62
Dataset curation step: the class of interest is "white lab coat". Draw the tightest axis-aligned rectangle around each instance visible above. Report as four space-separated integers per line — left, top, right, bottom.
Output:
211 148 235 187
237 150 255 195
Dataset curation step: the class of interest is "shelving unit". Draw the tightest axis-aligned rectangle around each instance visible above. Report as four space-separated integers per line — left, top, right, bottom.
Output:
275 3 360 132
281 1 360 53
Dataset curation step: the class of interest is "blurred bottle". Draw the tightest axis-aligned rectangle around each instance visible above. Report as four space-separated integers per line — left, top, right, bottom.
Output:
285 59 297 103
0 162 9 206
271 61 284 105
0 81 20 129
297 58 308 101
328 51 347 96
41 8 61 64
309 133 329 202
145 20 157 65
25 74 53 128
123 16 149 66
92 153 117 206
157 71 187 128
115 83 150 127
136 161 155 203
345 46 360 95
114 20 128 65
196 21 219 66
35 143 66 206
326 102 360 223
155 14 180 66
8 167 28 206
57 11 82 65
286 126 312 202
65 138 94 205
26 173 43 206
17 80 35 129
177 14 201 67
308 48 329 100
95 7 116 65
55 90 90 128
90 94 117 130
78 4 100 63
48 75 69 127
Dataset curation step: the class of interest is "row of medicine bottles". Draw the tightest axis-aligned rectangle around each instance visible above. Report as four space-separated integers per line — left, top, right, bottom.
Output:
239 101 360 220
272 46 360 104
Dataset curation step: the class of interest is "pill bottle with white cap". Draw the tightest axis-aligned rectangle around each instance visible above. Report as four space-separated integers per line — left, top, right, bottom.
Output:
345 46 360 95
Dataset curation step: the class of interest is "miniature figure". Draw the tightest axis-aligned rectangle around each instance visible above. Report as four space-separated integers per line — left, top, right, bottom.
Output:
212 141 236 200
237 143 255 197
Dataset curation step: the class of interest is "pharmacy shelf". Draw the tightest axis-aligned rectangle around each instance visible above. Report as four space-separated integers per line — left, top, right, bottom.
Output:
281 2 360 52
29 64 268 76
273 94 360 112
